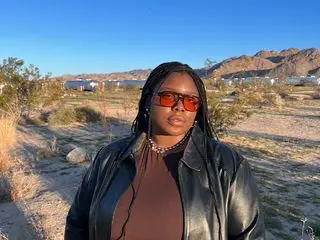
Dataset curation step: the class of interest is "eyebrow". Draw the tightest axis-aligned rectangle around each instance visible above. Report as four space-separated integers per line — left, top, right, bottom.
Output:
158 87 199 96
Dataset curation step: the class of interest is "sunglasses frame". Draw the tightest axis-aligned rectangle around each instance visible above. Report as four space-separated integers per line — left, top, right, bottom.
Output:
154 91 201 112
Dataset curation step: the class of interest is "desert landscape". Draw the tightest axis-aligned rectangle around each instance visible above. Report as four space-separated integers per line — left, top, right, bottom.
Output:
0 83 319 240
1 0 319 237
1 48 320 240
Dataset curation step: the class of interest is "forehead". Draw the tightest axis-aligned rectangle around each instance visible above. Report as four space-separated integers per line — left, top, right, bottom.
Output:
158 72 199 96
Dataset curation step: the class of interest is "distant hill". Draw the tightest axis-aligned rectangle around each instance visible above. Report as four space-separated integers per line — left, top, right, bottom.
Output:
209 48 320 79
267 48 320 77
209 56 277 79
56 69 152 81
55 47 320 81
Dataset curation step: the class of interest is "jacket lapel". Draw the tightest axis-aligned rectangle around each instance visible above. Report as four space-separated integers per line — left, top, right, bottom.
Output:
181 124 205 171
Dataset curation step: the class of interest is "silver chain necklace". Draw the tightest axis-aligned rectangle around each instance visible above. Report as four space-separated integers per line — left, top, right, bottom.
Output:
147 131 190 155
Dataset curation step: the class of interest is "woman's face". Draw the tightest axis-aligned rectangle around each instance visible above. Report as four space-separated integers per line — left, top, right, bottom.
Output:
150 72 199 137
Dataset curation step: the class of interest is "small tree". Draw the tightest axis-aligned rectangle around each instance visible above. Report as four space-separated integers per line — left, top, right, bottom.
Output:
0 57 63 116
204 58 216 77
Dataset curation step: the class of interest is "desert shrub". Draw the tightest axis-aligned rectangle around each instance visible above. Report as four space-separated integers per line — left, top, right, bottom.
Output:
0 57 64 116
312 88 320 99
208 92 252 134
234 82 285 109
75 106 104 123
48 107 77 126
48 106 105 125
36 136 59 160
235 83 266 107
123 84 141 92
208 81 286 134
271 84 293 99
262 93 284 110
41 80 65 107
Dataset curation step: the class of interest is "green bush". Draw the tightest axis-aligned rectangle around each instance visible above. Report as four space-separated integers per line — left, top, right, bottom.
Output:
208 94 252 134
312 88 320 99
48 106 105 126
75 107 104 123
0 57 64 116
48 107 77 126
262 93 284 109
207 81 285 134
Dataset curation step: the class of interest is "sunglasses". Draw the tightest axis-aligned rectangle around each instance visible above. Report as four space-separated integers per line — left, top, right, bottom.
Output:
154 91 201 112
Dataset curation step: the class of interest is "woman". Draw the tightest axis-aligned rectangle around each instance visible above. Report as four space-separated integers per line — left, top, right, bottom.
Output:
65 62 265 240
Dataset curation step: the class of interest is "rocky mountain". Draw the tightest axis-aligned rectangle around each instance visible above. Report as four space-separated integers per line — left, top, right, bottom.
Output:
209 56 277 79
255 50 280 58
208 48 320 79
56 47 320 81
267 48 320 77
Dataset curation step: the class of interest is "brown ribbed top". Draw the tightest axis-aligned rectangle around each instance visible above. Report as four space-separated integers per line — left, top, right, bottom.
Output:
111 139 186 240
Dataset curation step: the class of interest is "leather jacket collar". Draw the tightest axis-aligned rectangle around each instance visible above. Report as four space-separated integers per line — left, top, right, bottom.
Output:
118 124 205 171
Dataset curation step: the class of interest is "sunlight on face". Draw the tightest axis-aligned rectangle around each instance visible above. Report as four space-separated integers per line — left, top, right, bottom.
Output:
150 72 199 137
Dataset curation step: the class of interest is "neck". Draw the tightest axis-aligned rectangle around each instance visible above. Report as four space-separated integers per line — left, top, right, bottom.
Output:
151 133 186 148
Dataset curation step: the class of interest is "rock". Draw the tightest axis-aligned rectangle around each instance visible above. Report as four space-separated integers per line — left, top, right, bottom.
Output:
59 143 78 156
66 147 90 163
287 94 313 100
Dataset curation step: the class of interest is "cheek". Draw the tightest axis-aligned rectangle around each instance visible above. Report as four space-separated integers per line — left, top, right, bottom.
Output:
185 112 197 125
150 105 170 123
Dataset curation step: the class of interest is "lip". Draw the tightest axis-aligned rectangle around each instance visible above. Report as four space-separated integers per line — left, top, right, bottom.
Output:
167 115 185 127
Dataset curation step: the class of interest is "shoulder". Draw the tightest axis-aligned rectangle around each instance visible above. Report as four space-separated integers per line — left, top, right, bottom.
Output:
207 138 245 177
98 135 134 157
93 134 136 166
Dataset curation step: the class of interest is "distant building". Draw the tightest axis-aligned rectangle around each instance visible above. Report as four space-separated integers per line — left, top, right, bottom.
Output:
64 80 99 91
288 76 320 85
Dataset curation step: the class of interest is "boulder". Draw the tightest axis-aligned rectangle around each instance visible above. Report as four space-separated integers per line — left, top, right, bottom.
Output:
66 147 90 164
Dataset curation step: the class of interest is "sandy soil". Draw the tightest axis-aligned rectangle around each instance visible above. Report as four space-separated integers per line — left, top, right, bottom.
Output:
0 99 319 240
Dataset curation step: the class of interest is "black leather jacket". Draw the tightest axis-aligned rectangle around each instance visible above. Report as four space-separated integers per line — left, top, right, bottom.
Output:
65 125 265 240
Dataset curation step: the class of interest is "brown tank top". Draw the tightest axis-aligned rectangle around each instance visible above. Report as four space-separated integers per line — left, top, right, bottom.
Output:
111 139 186 240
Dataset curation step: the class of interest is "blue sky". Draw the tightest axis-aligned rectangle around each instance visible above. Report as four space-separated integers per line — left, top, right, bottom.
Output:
0 0 319 76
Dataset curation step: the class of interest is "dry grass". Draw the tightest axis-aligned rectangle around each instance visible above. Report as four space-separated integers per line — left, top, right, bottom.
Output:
1 157 40 203
0 116 16 150
0 116 17 172
36 136 59 160
0 115 41 203
9 158 41 201
0 115 17 202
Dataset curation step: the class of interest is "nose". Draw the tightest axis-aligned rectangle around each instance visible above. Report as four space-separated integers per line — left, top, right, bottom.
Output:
172 99 185 112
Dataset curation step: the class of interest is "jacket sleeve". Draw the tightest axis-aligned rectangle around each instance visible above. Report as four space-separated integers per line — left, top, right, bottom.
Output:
64 148 103 240
227 156 265 240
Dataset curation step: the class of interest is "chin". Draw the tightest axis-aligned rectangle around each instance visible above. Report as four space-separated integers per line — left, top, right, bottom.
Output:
162 125 190 136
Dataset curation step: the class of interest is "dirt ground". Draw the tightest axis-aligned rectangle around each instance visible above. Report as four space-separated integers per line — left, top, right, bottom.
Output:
0 99 319 240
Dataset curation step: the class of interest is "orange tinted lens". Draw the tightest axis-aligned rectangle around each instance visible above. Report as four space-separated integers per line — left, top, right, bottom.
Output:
183 97 199 111
160 93 176 106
